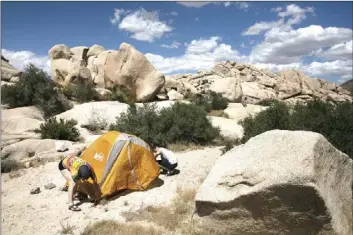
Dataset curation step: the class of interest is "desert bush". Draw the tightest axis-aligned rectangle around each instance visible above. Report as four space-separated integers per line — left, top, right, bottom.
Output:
1 159 21 173
257 98 282 106
108 84 131 103
110 102 220 147
240 99 353 159
66 79 99 103
188 92 228 112
1 64 72 117
218 136 241 155
81 109 108 133
240 101 291 143
209 91 228 110
35 117 80 141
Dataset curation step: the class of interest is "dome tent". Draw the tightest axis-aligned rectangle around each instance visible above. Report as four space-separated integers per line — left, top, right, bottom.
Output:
75 131 160 197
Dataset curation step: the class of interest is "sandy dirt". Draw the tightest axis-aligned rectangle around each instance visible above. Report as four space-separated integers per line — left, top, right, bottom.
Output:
1 147 222 235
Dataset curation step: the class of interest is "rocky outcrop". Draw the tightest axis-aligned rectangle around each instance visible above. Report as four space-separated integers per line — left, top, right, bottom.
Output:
194 130 353 235
1 56 22 82
162 61 352 104
49 43 165 102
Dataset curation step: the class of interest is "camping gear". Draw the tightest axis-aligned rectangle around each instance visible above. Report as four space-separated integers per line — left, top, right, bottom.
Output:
71 131 160 198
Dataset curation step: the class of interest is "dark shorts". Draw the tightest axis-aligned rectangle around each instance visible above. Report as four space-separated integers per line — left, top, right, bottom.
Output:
157 158 178 171
58 159 65 171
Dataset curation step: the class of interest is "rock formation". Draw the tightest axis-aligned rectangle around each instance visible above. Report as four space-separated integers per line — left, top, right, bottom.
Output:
161 61 352 104
194 130 353 235
48 43 165 102
1 55 22 85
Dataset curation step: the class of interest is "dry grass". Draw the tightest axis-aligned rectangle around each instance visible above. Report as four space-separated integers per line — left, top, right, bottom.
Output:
82 187 222 235
81 220 162 235
60 222 75 235
122 187 197 232
207 110 229 118
167 142 204 153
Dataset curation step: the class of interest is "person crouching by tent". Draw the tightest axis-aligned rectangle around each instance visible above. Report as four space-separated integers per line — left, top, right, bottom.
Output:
58 150 101 211
152 144 178 176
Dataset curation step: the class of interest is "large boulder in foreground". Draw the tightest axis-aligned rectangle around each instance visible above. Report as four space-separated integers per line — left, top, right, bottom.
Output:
194 130 352 235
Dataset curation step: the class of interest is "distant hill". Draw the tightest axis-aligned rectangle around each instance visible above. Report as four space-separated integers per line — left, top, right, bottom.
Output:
341 79 353 94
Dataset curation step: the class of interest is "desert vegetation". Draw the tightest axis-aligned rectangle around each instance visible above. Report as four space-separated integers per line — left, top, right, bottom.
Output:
240 99 353 159
109 102 221 147
1 64 72 117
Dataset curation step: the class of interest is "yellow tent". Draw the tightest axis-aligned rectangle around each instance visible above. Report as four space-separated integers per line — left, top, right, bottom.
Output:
75 131 160 197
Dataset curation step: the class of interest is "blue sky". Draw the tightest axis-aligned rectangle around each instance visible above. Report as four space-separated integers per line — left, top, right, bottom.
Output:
1 1 352 83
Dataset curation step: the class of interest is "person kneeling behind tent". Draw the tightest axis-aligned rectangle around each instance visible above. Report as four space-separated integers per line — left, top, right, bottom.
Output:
152 145 178 176
58 151 101 211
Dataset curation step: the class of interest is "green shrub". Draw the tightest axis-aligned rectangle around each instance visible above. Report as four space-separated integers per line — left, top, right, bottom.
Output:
1 64 72 117
257 98 282 106
209 91 229 110
108 85 131 103
240 102 291 143
240 99 353 159
1 159 20 173
67 79 99 103
35 117 80 141
158 102 220 145
188 92 228 112
110 102 220 146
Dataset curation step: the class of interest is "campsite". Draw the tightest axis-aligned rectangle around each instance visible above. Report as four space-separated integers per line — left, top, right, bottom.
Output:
1 1 353 235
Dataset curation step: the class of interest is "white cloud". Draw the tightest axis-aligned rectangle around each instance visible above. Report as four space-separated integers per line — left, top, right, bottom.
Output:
271 6 283 12
244 4 315 36
177 1 250 10
314 40 353 60
186 36 221 54
253 60 352 81
1 49 51 75
177 2 212 8
302 60 352 80
224 2 232 7
146 36 247 74
237 2 249 10
114 8 173 42
242 19 284 35
161 41 181 49
241 43 246 48
250 25 353 64
110 8 129 25
278 4 314 25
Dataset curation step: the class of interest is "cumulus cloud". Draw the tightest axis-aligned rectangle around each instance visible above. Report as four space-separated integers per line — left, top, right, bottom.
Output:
110 9 129 25
250 25 353 64
161 41 181 49
1 49 51 75
111 8 173 42
243 4 315 36
314 40 353 60
146 36 247 74
302 60 352 80
242 19 284 35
